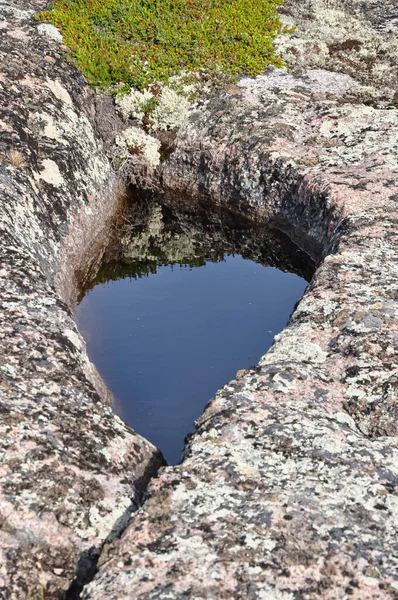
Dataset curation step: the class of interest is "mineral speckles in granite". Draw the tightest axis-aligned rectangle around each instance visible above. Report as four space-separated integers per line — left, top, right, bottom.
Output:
0 1 164 597
83 224 398 597
82 0 398 598
2 0 398 598
276 0 398 91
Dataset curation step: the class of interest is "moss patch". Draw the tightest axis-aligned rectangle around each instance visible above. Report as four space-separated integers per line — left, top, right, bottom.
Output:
37 0 290 90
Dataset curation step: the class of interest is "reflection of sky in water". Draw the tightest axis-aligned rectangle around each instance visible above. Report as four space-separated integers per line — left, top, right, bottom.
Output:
75 255 307 465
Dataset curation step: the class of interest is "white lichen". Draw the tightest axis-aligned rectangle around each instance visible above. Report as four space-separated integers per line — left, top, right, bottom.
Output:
37 23 63 43
115 88 155 121
35 158 65 187
148 86 191 131
167 71 201 98
115 74 197 132
45 78 73 106
115 127 161 169
258 585 295 600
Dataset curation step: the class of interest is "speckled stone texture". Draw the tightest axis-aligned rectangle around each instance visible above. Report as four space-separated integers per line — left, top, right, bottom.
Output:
82 0 398 598
0 1 164 597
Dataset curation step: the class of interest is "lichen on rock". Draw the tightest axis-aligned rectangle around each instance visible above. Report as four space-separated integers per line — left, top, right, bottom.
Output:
115 127 161 169
0 2 165 598
80 0 398 598
1 0 398 598
115 88 155 121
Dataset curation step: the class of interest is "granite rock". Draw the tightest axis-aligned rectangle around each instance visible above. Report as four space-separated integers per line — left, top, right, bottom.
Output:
82 0 398 598
1 0 398 598
0 2 164 598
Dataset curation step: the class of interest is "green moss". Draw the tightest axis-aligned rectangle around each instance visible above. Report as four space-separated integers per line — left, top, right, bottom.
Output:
37 0 290 90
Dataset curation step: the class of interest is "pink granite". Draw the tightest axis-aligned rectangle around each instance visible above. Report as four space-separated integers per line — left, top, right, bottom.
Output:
83 0 398 598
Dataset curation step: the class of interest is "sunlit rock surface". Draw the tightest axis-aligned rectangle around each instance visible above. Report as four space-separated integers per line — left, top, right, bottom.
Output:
1 0 398 598
0 1 164 597
83 0 398 598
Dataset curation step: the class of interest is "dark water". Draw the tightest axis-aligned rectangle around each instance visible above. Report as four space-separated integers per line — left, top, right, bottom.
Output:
76 253 307 464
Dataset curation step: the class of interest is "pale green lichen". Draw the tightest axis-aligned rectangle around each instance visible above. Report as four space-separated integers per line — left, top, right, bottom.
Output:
115 77 196 132
115 88 155 121
148 87 191 131
115 127 161 169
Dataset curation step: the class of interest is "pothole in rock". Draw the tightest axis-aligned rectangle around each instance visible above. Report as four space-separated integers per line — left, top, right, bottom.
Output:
75 190 314 465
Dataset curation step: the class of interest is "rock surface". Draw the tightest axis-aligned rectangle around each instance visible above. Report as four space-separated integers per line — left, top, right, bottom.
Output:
1 0 398 598
0 1 164 597
82 0 398 598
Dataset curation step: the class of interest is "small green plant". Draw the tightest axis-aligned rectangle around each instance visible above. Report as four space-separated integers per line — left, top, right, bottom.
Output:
37 0 290 90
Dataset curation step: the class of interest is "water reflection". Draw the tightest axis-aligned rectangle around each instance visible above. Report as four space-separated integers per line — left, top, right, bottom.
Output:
75 194 313 464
